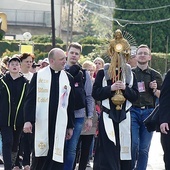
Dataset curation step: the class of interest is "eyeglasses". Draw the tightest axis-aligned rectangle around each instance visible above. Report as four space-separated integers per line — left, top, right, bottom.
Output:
137 52 149 56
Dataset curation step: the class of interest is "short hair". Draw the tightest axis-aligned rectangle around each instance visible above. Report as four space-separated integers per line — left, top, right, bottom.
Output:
136 44 151 55
19 53 35 62
67 42 82 52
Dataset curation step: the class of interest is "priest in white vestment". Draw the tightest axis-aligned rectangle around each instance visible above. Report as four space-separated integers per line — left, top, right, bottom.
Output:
92 63 139 170
23 48 75 170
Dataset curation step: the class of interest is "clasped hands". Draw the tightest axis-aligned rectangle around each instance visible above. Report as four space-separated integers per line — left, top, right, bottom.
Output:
111 80 125 91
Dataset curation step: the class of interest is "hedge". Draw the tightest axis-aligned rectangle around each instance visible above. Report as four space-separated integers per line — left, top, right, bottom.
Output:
0 41 169 75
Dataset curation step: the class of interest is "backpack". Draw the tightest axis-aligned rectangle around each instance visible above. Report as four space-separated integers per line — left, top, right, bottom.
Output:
67 65 86 110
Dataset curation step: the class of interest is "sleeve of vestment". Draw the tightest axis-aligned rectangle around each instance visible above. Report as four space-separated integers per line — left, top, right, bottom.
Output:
24 73 37 123
92 70 113 101
92 70 138 103
123 72 139 102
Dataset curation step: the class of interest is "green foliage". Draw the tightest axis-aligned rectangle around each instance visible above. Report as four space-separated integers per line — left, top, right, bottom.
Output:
82 44 96 56
82 19 96 37
151 53 170 75
0 41 19 57
78 36 105 45
0 33 3 40
2 49 19 57
32 35 63 44
114 0 170 52
0 39 170 75
0 30 5 40
0 41 65 62
87 44 110 63
33 50 48 62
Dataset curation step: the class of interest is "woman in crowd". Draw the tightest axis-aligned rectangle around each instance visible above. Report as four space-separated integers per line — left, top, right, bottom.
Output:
93 57 105 78
74 60 98 170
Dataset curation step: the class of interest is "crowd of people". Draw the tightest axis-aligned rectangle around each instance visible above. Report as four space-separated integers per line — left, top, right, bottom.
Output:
0 33 169 170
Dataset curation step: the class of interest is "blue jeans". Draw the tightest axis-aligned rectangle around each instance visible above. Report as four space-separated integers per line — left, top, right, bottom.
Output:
131 107 153 170
64 117 84 170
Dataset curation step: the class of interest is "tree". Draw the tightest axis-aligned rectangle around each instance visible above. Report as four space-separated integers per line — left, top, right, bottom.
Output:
61 0 87 33
81 0 114 38
61 0 115 40
114 0 170 52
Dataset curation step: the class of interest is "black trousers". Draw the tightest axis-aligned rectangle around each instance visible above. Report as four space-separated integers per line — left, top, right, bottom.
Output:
1 126 22 170
161 130 170 170
15 128 34 167
31 151 64 170
74 135 94 170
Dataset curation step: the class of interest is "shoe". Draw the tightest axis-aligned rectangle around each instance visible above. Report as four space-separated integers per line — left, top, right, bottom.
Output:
0 159 3 164
24 165 30 170
12 166 20 170
86 161 91 167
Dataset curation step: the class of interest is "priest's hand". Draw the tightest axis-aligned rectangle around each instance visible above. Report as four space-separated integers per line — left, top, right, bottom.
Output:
65 128 73 140
23 122 32 133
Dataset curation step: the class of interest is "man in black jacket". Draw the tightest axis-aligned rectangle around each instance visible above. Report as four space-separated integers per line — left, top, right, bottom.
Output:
159 70 170 170
131 44 162 170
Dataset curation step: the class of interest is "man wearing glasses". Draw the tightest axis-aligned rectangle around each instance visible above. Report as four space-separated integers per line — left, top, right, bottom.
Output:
130 44 162 170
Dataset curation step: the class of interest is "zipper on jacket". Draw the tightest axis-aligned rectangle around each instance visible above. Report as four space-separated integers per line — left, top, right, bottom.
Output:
14 83 26 130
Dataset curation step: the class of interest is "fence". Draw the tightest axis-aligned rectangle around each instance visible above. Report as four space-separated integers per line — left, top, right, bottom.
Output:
0 9 51 27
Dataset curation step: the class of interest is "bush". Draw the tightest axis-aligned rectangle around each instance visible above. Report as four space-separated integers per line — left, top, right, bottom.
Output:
0 33 3 40
82 44 96 56
32 35 63 44
0 30 5 40
78 36 106 45
151 53 170 75
0 39 169 76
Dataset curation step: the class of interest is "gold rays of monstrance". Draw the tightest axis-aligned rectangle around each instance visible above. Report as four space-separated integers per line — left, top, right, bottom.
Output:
107 29 135 110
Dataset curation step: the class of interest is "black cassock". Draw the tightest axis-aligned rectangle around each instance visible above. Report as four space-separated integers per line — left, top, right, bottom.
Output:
24 68 75 170
92 69 138 170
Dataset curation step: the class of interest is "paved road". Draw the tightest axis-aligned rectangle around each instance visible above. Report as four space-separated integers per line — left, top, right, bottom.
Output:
147 132 164 170
85 132 165 170
0 132 165 170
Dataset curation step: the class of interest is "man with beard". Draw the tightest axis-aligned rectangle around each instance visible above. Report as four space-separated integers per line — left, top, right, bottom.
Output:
130 44 162 170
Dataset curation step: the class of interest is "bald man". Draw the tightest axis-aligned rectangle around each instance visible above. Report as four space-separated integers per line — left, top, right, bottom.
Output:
23 48 75 170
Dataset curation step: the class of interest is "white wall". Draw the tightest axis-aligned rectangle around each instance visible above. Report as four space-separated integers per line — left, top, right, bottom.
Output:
0 0 62 36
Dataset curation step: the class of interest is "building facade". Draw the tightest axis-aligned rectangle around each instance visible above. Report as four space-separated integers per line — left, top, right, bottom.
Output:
0 0 62 38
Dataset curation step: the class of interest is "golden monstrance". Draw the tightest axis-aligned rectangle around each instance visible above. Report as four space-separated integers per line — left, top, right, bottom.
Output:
108 29 131 110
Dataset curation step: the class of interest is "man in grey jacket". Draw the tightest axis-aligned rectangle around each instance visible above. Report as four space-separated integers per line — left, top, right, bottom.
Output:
64 42 94 170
